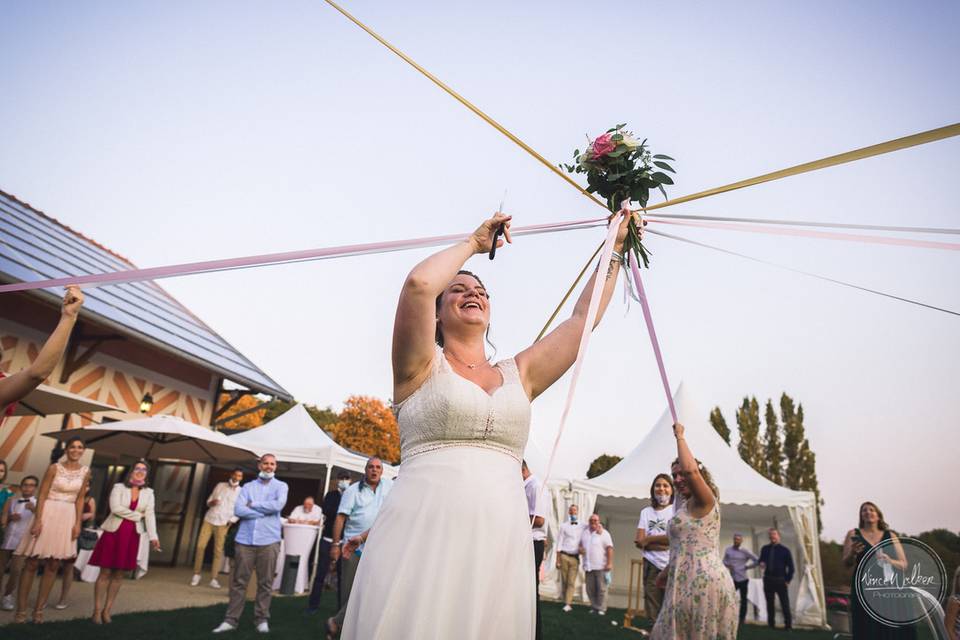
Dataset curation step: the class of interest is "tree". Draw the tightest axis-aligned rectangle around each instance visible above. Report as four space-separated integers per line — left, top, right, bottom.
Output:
303 403 338 429
799 434 824 530
709 407 731 445
261 399 293 423
216 392 267 430
736 397 765 476
586 454 623 479
326 395 400 464
781 393 804 490
763 399 784 485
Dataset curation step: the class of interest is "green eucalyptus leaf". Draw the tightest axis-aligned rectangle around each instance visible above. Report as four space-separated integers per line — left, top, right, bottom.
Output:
651 171 674 185
658 184 668 201
652 154 675 161
653 161 676 173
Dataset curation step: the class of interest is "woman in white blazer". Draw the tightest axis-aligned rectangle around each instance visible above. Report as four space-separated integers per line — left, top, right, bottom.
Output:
88 460 160 623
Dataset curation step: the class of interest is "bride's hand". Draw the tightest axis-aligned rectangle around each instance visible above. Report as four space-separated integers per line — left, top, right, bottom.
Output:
468 212 512 254
609 204 641 249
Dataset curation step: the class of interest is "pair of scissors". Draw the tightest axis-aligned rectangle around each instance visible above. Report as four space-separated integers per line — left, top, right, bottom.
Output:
489 190 507 260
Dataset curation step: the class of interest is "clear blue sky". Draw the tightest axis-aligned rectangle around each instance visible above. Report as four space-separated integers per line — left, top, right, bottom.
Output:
2 1 958 541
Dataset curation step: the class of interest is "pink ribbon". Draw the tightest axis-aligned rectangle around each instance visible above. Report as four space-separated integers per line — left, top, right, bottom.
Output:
627 245 678 424
540 212 623 489
0 216 607 294
647 217 960 251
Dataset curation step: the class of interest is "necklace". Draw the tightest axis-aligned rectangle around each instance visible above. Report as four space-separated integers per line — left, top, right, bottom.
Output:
443 349 489 370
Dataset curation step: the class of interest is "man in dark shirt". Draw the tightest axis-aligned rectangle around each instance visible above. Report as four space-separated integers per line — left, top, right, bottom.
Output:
759 527 795 630
305 471 352 613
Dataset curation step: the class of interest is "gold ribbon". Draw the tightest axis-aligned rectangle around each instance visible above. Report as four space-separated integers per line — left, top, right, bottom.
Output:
324 0 960 335
645 123 960 211
322 0 601 206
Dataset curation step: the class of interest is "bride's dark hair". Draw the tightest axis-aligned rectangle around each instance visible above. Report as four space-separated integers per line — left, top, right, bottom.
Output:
435 270 496 357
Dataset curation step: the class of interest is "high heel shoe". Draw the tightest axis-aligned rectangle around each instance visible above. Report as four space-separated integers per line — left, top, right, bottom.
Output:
31 609 43 624
92 610 103 624
13 610 27 624
102 610 112 624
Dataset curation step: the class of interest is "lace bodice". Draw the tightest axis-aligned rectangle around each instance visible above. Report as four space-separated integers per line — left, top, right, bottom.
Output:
396 347 531 462
48 463 88 503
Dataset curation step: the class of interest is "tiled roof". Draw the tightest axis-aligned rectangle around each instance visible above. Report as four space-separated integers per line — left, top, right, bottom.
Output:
0 189 291 400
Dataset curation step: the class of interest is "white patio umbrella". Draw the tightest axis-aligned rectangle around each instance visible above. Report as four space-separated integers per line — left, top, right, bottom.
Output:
43 414 259 464
13 383 121 416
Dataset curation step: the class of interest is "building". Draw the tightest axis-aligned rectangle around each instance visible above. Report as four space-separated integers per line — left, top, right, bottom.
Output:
0 188 292 564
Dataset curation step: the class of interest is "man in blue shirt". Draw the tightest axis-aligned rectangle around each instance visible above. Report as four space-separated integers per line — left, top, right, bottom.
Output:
326 457 393 638
723 533 759 625
759 527 795 630
213 454 288 634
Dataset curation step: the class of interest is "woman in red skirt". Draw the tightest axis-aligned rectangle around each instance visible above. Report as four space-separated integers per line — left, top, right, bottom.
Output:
89 460 160 623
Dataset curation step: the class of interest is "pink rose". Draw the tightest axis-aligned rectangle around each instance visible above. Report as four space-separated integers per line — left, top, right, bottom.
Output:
591 133 616 159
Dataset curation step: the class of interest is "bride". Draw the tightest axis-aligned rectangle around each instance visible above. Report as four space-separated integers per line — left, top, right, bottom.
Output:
339 209 634 639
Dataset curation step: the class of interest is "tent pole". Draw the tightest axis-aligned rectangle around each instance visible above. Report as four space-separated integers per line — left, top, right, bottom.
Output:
323 462 332 496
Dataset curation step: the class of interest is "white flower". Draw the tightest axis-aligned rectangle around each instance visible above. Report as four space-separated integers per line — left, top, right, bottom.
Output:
620 133 641 149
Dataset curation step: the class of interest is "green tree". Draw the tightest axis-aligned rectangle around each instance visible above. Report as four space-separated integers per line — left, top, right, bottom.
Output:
303 403 338 429
709 407 731 445
261 399 293 423
799 435 824 530
763 400 784 485
736 397 765 475
781 393 804 489
586 454 623 479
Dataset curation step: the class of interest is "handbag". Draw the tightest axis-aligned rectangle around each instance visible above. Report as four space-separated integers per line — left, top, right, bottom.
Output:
78 528 99 551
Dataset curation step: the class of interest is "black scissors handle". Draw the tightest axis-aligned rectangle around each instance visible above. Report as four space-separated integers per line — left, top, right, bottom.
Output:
488 223 506 260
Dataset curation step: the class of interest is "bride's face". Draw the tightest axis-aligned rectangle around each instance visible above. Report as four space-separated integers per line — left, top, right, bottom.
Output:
437 274 490 333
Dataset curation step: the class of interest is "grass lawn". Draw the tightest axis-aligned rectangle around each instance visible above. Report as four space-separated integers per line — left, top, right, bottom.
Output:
6 595 840 640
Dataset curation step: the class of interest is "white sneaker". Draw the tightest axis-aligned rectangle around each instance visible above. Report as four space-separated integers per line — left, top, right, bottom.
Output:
598 610 606 616
256 621 270 633
1 594 14 610
190 574 202 587
562 604 572 612
212 622 236 633
210 579 222 589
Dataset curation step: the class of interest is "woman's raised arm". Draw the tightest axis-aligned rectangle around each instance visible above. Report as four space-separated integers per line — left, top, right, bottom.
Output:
0 286 83 408
673 423 716 514
392 213 511 400
515 210 634 400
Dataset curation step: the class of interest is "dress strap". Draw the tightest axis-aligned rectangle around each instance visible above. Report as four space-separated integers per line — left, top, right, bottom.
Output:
393 347 444 413
494 356 520 383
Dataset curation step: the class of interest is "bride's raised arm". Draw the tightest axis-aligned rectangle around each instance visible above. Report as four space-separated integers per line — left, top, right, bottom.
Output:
515 210 634 400
392 213 512 401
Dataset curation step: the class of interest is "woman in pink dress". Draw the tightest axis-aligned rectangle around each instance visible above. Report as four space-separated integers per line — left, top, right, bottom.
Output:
14 437 91 624
55 475 96 610
90 460 160 624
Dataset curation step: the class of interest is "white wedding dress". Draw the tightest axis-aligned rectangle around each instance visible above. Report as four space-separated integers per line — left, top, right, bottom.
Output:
341 346 535 639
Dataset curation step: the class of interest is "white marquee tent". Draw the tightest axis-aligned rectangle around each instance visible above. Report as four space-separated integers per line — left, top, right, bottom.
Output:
544 384 827 628
228 403 396 490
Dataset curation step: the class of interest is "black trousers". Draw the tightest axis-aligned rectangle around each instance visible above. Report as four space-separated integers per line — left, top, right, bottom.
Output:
763 576 792 629
734 579 749 624
306 539 336 610
533 539 545 640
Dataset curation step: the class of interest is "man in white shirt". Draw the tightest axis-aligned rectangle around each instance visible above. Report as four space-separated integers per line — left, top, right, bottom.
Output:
579 513 614 615
191 468 243 588
0 475 38 611
555 504 585 612
287 496 322 526
522 460 546 640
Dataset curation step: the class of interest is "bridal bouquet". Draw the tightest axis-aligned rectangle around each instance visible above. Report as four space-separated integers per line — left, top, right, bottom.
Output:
561 124 676 267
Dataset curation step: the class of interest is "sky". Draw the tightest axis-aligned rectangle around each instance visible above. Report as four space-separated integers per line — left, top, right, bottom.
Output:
1 0 958 542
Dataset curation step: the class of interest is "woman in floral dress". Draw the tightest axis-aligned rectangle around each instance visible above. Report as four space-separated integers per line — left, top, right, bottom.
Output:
651 422 738 639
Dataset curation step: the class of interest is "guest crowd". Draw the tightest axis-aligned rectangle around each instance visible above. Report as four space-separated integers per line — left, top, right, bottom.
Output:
1 285 957 640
